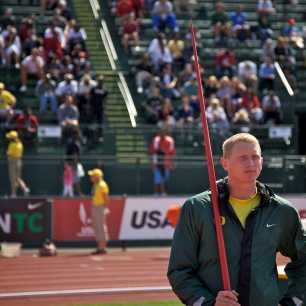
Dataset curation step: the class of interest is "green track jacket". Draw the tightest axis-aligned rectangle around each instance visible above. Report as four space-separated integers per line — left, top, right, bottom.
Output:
167 179 306 306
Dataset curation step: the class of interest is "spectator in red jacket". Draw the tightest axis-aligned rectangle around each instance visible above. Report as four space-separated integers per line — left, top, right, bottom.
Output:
131 0 144 18
241 90 263 123
116 0 134 24
122 13 139 52
215 49 236 77
241 90 260 109
43 22 63 60
16 107 39 144
19 17 34 43
150 127 176 195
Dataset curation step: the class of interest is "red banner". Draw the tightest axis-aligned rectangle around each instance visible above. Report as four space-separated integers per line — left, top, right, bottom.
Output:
52 197 125 242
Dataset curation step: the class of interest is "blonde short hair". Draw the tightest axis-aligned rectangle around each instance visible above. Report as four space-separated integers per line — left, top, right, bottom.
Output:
222 133 261 158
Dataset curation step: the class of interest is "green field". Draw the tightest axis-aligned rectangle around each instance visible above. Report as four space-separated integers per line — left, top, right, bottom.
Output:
75 300 182 306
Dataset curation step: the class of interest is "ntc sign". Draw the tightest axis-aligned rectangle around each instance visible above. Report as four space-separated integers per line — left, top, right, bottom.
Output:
0 212 43 234
0 198 51 245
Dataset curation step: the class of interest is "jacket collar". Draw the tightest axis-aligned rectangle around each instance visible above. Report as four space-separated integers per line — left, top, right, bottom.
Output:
216 177 274 207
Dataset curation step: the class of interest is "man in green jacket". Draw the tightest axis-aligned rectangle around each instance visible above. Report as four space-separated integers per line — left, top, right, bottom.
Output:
168 133 306 306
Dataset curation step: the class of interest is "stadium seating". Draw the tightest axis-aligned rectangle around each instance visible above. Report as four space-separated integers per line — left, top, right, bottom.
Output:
109 0 305 155
1 0 305 160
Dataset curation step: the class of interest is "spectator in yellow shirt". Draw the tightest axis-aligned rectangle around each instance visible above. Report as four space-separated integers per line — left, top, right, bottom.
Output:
88 168 109 255
6 130 30 197
168 33 185 70
0 83 16 123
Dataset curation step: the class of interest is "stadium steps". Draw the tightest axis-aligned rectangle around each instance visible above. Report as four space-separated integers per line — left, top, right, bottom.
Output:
70 0 112 71
72 0 149 163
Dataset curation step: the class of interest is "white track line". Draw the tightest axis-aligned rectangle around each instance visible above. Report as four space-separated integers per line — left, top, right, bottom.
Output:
0 286 172 299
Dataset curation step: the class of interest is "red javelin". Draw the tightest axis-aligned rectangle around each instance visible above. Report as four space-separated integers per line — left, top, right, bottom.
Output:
190 23 231 290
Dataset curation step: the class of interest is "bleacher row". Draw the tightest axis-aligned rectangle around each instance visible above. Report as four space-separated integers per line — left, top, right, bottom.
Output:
0 0 305 159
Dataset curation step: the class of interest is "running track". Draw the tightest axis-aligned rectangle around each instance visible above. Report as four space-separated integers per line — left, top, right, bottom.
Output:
0 248 289 306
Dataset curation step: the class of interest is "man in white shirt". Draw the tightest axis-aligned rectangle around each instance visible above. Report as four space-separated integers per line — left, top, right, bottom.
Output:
148 33 173 71
238 60 257 90
57 94 79 140
257 0 275 17
20 48 44 92
55 73 78 101
206 97 229 132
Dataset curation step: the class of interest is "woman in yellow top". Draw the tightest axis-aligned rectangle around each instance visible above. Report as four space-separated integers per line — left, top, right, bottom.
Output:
88 168 109 255
0 83 16 122
6 130 30 197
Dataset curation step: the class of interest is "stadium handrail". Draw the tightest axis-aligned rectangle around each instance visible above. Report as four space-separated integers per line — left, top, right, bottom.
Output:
88 0 137 127
89 0 99 19
101 20 118 61
99 27 116 70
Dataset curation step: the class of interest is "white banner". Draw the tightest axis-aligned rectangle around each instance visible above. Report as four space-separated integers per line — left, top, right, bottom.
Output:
286 196 306 229
286 196 306 212
118 195 306 240
119 197 186 240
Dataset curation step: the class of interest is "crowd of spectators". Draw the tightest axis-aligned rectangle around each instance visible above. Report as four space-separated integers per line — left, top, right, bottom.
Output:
1 0 305 144
111 0 306 134
0 0 108 148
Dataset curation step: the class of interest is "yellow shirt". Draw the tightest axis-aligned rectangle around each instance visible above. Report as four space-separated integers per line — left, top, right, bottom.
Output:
92 179 109 206
229 193 261 227
7 140 23 159
0 90 16 110
168 40 184 58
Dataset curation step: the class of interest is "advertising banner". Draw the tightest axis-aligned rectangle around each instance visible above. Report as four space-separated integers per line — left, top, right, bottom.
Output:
119 197 187 240
0 198 51 244
1 195 304 244
118 196 306 240
52 197 125 242
286 196 306 213
286 196 306 229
